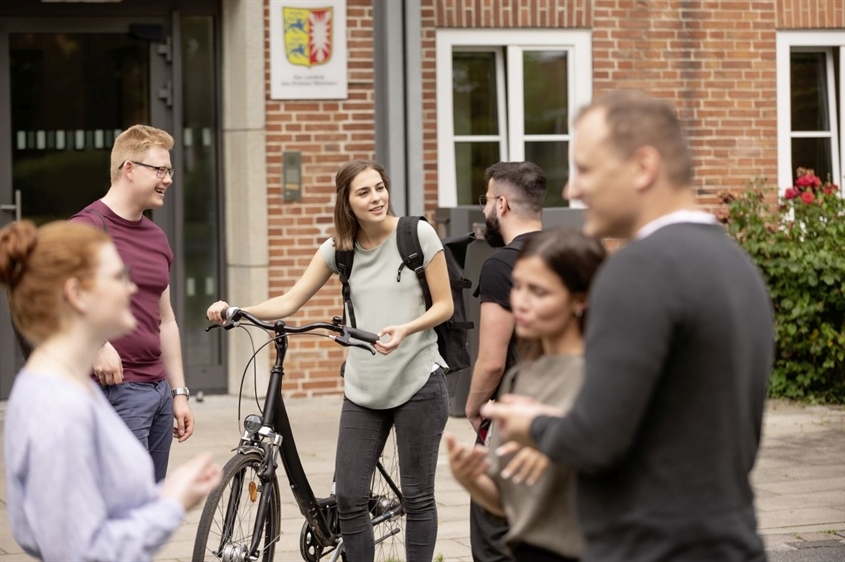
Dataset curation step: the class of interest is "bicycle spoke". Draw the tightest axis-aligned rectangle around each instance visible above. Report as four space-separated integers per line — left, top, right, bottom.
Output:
193 452 280 562
371 429 406 562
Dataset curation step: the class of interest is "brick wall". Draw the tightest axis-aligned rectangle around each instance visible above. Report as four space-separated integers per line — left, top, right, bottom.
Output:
592 0 780 210
264 0 842 396
777 0 845 28
264 0 376 397
432 0 591 27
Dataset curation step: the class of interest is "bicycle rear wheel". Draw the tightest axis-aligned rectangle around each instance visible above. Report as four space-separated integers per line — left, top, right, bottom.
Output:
192 451 281 562
370 428 405 562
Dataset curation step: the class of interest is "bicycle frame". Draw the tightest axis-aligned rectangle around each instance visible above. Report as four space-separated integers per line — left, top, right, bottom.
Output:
204 311 405 562
240 320 338 554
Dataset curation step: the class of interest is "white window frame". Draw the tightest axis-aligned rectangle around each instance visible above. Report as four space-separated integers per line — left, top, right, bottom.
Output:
436 29 592 207
776 30 845 196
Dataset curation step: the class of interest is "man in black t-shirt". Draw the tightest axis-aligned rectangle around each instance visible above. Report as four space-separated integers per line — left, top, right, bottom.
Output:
467 161 547 562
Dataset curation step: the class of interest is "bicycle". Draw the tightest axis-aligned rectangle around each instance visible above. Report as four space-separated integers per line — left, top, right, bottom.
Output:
192 308 407 562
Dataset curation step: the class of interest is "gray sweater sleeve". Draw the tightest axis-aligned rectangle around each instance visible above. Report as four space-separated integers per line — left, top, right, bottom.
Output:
530 249 677 473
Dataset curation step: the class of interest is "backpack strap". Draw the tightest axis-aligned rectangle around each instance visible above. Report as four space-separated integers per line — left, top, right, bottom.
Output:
335 248 357 328
84 208 109 233
396 216 432 309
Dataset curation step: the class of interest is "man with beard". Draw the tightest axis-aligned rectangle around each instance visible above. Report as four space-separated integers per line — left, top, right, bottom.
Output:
467 161 547 562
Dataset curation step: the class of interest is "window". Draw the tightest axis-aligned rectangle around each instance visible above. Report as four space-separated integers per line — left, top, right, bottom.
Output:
777 31 844 195
436 30 592 207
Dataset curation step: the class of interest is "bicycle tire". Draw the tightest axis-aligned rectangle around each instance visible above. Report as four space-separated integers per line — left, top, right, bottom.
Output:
370 429 405 562
192 451 281 562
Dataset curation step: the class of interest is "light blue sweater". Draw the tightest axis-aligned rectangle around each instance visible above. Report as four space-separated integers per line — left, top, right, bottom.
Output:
4 371 184 561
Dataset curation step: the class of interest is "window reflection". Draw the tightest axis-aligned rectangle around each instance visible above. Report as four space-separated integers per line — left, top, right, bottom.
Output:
453 52 499 136
455 142 500 206
792 138 833 184
790 52 830 132
10 33 149 224
525 141 569 208
180 16 223 378
523 51 568 136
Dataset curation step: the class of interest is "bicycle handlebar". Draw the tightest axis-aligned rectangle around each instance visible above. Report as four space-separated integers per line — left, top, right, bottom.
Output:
209 307 379 353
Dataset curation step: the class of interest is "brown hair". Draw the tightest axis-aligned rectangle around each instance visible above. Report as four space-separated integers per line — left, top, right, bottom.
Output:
576 90 694 187
111 125 174 184
516 228 606 361
0 221 110 344
332 160 396 251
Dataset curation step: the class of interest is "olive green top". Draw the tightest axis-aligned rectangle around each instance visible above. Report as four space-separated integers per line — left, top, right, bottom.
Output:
489 354 586 558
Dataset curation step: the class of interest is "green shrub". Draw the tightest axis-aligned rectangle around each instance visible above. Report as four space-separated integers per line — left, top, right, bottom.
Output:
718 169 845 403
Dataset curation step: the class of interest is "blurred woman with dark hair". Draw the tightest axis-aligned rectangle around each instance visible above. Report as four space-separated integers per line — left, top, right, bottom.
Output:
447 228 606 562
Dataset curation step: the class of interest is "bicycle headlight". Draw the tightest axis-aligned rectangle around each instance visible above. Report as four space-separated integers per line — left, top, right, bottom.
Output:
243 414 263 436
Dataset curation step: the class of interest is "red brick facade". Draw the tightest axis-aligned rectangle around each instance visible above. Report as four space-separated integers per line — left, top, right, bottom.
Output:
264 0 377 397
266 0 843 397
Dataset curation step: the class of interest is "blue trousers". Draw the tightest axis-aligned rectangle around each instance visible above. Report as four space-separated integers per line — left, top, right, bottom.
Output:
335 369 449 562
102 379 173 482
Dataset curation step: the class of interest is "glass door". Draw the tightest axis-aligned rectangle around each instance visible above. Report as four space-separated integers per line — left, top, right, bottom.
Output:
0 18 170 398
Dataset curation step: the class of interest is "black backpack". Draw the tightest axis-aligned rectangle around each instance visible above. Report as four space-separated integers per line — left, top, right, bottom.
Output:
335 216 475 374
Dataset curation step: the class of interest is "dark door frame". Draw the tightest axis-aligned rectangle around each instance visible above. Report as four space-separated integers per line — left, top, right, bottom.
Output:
0 16 176 399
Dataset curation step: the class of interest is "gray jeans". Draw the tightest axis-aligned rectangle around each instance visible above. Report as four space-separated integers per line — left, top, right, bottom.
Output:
335 368 449 561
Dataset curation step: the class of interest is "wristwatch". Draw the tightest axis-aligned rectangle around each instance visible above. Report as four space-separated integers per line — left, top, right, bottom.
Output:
172 387 190 401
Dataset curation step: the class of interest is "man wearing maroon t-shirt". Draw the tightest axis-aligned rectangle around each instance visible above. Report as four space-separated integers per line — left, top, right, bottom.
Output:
70 125 193 481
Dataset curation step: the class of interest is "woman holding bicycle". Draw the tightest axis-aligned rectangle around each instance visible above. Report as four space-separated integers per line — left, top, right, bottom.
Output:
207 160 452 561
0 220 221 562
446 229 606 562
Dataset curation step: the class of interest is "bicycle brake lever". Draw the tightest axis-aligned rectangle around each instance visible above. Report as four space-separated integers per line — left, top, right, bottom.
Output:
205 322 239 332
350 341 377 355
329 335 377 355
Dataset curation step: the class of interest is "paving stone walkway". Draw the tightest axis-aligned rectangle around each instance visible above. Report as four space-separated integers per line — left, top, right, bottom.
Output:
0 396 842 561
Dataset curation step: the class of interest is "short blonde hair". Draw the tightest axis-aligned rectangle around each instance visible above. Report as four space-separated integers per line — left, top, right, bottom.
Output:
110 125 174 183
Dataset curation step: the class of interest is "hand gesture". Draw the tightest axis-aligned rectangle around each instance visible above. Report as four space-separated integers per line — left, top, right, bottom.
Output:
480 393 562 445
206 300 230 325
496 441 550 486
375 324 410 355
445 432 490 489
159 453 222 511
94 342 123 386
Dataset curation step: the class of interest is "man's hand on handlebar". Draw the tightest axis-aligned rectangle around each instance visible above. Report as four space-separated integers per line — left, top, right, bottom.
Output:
207 300 231 325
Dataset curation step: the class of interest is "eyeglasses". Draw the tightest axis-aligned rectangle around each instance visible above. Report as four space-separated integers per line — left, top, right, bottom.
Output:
116 265 133 285
123 160 175 179
96 265 132 286
478 194 503 210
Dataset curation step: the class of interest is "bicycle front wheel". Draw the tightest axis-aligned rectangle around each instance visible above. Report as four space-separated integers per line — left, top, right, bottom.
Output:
192 451 281 562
